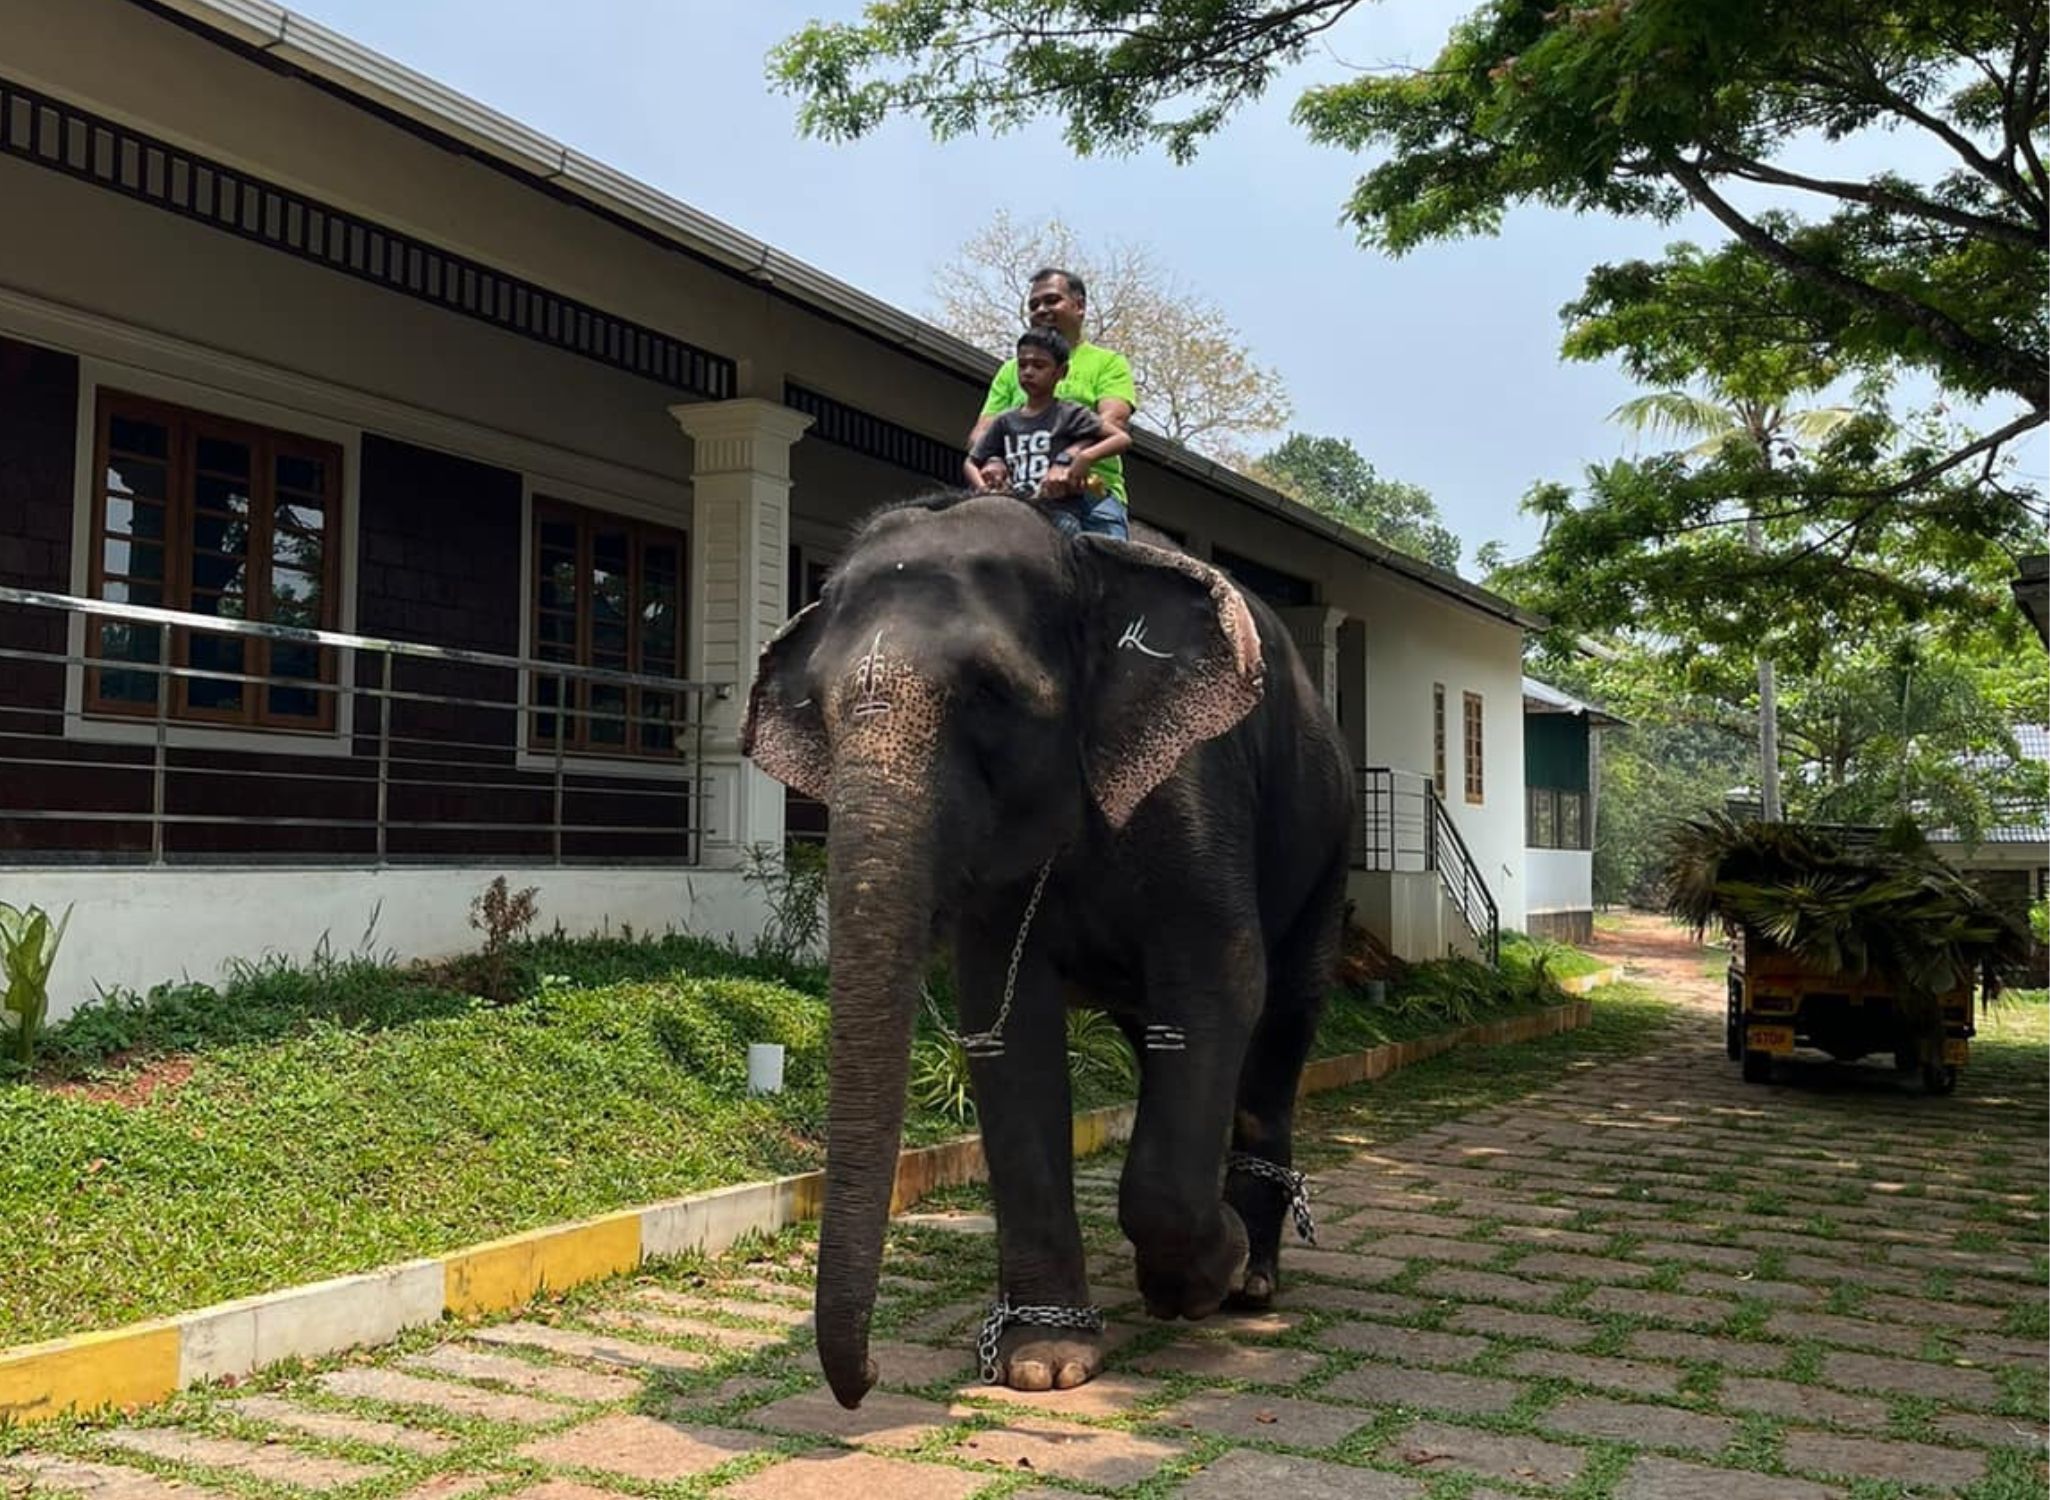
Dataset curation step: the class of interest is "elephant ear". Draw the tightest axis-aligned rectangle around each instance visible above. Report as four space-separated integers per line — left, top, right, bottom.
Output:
1080 537 1266 828
742 603 832 802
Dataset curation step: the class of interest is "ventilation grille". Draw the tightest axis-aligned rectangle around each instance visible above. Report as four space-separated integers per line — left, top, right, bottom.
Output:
784 382 960 485
0 76 734 400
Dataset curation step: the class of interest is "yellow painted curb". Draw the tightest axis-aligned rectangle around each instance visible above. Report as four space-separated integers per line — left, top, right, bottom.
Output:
0 998 1593 1425
443 1208 642 1317
0 1321 181 1425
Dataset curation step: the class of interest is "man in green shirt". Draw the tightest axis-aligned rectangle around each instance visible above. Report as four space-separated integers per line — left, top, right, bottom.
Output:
968 267 1138 538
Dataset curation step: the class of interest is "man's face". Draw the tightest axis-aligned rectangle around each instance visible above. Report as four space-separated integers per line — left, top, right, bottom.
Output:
1027 276 1085 338
1015 346 1063 398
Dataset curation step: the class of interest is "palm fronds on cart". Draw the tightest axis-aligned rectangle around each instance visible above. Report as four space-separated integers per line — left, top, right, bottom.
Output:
1660 813 2030 996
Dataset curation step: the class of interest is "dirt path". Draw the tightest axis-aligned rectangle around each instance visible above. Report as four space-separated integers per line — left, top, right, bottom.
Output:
1584 910 1725 1014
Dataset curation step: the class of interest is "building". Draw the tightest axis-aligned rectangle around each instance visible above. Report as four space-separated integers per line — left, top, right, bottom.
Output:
1520 678 1622 944
0 0 1538 1018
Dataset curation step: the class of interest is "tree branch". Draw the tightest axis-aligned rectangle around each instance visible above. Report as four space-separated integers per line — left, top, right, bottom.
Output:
1701 149 2043 245
1804 57 2032 205
1665 156 2047 410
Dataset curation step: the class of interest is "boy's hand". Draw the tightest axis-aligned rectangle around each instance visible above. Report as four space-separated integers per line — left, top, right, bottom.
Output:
978 458 1009 491
1042 453 1090 498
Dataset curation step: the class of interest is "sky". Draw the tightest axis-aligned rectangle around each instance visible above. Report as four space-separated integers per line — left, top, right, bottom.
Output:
285 0 2017 571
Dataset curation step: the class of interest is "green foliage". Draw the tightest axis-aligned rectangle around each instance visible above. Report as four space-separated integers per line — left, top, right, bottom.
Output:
0 902 71 1068
775 0 2047 641
1251 433 1461 571
910 985 1140 1126
742 841 829 966
2031 897 2048 947
1660 813 2031 995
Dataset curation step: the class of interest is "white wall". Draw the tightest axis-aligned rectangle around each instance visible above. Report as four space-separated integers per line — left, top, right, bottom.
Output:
1526 848 1593 918
1352 575 1528 932
8 866 766 1023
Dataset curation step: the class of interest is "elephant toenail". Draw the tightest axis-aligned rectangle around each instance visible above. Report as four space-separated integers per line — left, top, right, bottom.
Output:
1013 1361 1051 1391
1055 1361 1088 1388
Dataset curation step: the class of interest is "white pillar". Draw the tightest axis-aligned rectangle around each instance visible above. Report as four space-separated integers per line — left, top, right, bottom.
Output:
1276 605 1345 719
670 398 814 866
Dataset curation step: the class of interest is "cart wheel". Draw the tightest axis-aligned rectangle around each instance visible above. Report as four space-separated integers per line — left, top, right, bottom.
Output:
1726 980 1744 1061
1741 1049 1773 1084
1922 1063 1959 1096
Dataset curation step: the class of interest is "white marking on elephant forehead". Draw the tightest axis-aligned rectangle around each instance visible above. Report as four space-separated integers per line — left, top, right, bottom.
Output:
1117 616 1174 659
852 628 894 718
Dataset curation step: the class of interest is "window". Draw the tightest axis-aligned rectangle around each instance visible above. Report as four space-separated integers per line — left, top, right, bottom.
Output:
1432 683 1447 797
1526 788 1589 850
1463 691 1484 804
87 391 341 729
531 499 686 757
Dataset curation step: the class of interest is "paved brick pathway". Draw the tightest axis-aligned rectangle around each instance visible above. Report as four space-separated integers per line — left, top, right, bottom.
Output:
6 920 2044 1498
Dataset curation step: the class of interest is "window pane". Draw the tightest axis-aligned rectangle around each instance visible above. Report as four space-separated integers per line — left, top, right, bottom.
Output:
108 414 169 459
273 527 323 576
189 548 248 597
1560 792 1584 849
191 511 251 557
588 683 627 745
275 454 326 494
103 538 165 580
267 684 320 720
187 633 246 711
194 473 252 515
591 616 629 656
191 589 248 620
105 496 167 540
100 579 164 608
536 613 576 650
269 567 322 627
277 501 325 533
532 672 562 746
539 519 576 552
105 457 166 502
639 690 675 753
194 435 251 478
539 557 579 614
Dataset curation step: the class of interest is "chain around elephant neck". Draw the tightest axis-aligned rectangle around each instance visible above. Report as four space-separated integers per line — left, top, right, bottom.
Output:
954 856 1055 1060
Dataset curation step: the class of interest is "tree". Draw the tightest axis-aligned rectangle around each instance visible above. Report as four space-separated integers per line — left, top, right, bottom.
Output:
1251 433 1460 570
930 211 1291 457
1608 385 1857 821
772 0 2047 618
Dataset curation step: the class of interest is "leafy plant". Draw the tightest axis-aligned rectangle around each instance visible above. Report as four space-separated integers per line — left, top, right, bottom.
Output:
0 902 71 1070
466 877 539 1004
741 842 828 965
1660 813 2030 999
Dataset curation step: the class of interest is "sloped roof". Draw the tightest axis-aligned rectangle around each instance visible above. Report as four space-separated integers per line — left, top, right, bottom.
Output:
141 0 1543 632
1927 724 2049 846
1522 676 1626 727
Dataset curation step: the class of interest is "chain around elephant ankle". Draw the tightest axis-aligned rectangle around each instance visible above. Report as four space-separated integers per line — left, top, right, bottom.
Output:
1228 1152 1318 1246
976 1295 1106 1383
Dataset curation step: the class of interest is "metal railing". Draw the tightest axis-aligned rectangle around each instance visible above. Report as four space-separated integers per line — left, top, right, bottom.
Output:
1356 766 1502 966
0 586 726 867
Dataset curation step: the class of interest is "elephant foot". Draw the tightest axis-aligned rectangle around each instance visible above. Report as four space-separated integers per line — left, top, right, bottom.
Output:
1137 1203 1249 1320
1225 1254 1278 1311
994 1325 1103 1392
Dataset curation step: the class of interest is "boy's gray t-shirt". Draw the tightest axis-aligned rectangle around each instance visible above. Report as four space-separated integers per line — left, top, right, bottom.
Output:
971 399 1105 491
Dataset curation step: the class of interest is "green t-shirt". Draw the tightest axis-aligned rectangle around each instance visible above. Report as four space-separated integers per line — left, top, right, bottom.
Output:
980 342 1138 504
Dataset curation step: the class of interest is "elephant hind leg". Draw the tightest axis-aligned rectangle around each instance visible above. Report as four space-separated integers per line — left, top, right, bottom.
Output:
1226 857 1345 1308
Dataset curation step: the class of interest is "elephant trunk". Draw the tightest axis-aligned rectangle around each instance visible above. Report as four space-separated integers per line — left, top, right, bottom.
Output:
813 767 937 1410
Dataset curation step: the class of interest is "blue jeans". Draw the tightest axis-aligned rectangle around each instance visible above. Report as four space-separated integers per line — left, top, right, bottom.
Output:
1046 492 1129 540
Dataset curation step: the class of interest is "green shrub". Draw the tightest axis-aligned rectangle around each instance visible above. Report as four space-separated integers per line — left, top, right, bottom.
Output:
0 902 70 1069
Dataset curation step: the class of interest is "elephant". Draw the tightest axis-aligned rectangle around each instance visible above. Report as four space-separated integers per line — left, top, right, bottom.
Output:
742 491 1354 1410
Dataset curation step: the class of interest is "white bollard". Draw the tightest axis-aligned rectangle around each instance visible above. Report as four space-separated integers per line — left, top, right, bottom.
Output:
746 1042 786 1095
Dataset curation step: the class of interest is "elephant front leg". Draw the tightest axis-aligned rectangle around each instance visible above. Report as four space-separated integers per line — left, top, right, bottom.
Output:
956 919 1102 1392
1121 925 1263 1321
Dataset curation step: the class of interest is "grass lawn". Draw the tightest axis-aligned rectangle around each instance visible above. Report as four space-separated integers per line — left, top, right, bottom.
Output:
0 929 1602 1347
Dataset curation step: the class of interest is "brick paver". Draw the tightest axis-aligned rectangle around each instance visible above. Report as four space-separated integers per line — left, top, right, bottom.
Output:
9 918 2040 1499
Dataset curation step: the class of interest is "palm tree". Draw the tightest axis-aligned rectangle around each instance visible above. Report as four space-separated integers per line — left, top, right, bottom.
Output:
1611 388 1856 823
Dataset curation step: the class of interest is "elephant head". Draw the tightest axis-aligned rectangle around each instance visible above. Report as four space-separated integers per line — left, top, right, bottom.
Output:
741 495 1264 1407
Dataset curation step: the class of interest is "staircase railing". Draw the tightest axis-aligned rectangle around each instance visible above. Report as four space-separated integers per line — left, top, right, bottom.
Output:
1425 782 1501 967
1355 766 1501 965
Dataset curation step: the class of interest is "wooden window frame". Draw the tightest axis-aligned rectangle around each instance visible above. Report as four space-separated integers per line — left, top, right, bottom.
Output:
1431 682 1447 798
86 389 342 731
1462 691 1484 805
1526 787 1589 851
528 498 688 760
